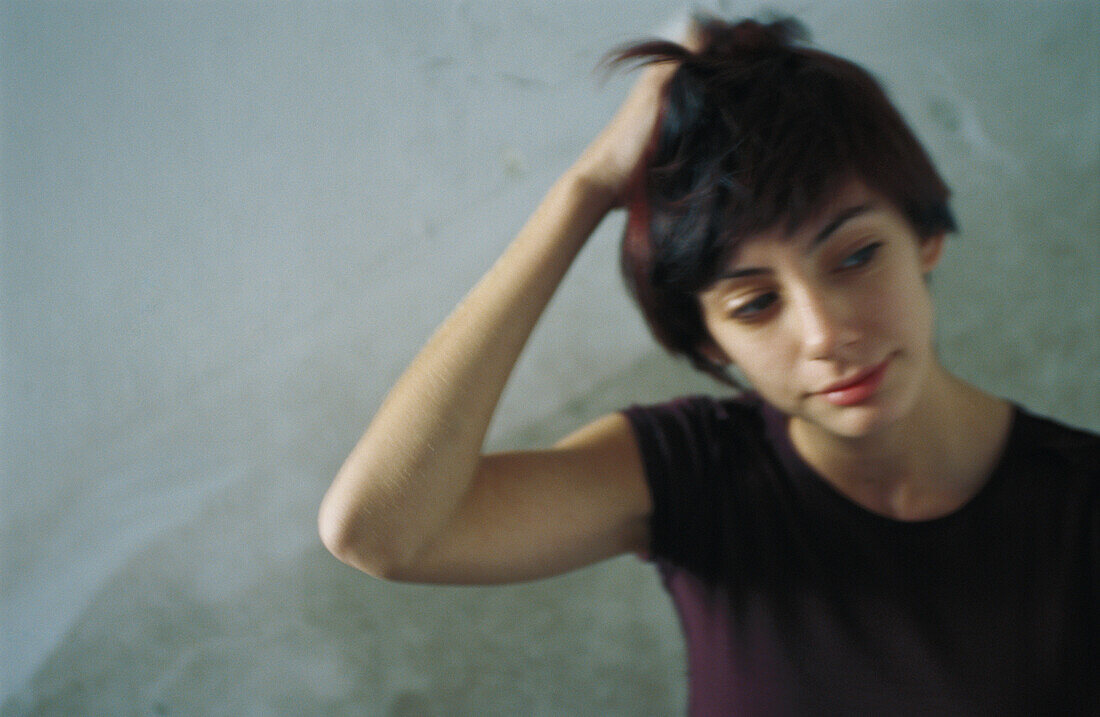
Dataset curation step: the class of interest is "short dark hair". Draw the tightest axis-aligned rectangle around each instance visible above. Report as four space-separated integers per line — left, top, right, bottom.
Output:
611 16 956 384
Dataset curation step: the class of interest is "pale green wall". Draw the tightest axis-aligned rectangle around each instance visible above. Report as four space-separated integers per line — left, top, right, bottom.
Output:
3 1 1097 714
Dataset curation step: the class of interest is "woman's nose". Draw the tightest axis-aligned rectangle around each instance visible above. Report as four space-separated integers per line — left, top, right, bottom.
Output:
794 286 859 360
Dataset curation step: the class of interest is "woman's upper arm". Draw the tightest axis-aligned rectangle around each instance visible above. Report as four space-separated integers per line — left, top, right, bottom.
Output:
378 412 653 584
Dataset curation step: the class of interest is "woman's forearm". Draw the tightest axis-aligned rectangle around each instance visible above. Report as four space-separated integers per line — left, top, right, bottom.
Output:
318 168 615 576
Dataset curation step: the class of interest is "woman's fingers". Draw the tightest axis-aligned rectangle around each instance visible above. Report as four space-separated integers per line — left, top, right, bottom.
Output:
572 18 706 207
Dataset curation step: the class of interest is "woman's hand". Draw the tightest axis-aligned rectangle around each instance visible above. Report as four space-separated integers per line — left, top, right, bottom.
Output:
571 25 701 208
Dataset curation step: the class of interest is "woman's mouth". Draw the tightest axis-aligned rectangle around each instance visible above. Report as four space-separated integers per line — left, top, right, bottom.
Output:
816 357 892 406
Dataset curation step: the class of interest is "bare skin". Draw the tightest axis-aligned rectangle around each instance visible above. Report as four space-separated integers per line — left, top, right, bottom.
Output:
697 184 1013 521
319 36 1013 585
317 54 684 584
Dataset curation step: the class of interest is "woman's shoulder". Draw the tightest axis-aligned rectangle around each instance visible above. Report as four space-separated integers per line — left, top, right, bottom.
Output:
1008 406 1100 478
619 392 778 474
621 391 767 426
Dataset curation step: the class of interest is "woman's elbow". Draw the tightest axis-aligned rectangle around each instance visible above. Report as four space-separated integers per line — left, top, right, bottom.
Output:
318 494 392 579
318 495 354 560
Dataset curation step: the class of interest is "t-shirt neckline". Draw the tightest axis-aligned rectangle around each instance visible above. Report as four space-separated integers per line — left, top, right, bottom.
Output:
755 395 1022 529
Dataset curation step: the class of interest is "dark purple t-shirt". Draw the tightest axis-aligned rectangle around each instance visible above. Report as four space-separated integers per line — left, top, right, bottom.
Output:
623 395 1098 716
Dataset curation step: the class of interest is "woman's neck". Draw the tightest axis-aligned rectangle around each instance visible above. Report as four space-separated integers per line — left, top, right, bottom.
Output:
787 367 1014 521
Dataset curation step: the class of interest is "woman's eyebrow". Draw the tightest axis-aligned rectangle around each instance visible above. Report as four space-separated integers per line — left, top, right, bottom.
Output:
715 266 770 281
713 203 879 282
808 203 876 251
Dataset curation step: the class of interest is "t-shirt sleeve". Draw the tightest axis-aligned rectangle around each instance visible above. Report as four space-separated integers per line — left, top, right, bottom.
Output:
622 395 755 580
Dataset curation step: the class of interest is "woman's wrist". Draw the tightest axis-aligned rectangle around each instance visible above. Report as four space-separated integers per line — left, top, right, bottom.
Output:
561 163 622 216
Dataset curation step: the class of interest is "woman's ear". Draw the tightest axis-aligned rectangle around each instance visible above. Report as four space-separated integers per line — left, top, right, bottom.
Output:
699 340 731 366
919 233 946 273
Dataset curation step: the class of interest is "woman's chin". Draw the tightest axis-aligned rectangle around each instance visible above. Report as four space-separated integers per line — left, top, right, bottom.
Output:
799 397 909 442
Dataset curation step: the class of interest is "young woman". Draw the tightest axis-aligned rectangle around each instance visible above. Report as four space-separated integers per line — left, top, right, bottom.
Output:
319 17 1098 715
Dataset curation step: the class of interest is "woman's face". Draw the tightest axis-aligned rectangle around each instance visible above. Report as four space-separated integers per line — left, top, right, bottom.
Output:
697 182 944 440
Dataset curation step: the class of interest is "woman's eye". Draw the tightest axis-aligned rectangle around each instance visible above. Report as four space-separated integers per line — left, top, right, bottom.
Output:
731 292 777 319
838 242 882 270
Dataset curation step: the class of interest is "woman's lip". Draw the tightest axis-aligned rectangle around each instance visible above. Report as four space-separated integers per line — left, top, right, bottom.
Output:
817 357 892 406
